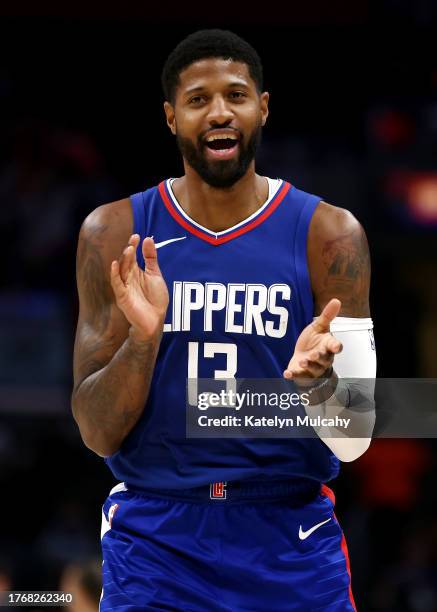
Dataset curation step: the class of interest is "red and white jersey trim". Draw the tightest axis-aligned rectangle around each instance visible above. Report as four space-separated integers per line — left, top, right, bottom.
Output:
166 177 283 238
159 178 291 246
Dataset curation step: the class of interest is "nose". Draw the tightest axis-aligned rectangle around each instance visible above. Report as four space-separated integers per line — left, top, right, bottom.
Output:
206 94 234 125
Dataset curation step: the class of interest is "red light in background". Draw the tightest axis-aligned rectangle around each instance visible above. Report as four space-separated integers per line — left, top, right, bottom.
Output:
406 173 437 224
370 110 415 149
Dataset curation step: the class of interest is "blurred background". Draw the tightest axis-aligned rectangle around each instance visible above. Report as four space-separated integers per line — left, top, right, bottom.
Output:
0 1 437 610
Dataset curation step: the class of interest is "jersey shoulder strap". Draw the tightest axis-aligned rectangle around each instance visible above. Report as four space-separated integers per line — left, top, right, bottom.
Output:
130 187 157 269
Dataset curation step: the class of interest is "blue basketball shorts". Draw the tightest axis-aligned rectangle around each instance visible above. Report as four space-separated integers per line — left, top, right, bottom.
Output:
99 480 356 611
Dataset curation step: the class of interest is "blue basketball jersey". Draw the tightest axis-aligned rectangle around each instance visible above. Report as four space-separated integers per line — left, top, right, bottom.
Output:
105 177 340 489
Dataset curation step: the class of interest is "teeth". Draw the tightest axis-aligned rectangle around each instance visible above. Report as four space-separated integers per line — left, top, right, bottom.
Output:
206 134 238 142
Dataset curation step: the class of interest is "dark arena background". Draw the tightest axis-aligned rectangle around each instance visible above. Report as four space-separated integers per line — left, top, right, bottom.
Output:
1 2 437 610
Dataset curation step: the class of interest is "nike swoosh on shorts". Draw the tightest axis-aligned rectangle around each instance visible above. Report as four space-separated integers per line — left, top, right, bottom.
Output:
298 517 332 540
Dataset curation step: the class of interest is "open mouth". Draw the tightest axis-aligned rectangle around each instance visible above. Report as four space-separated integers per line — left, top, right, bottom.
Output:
204 137 240 159
206 138 238 151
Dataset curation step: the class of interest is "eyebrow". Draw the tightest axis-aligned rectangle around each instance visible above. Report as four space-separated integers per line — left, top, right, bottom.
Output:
184 81 249 95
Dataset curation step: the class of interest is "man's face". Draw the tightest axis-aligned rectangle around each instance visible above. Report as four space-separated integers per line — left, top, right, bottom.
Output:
164 58 269 188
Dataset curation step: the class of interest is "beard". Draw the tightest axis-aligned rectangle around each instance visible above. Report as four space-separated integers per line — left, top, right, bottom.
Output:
175 122 262 189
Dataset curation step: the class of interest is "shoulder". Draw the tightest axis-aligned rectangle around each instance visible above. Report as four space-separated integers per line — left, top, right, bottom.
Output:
80 197 132 239
78 197 133 261
309 201 365 241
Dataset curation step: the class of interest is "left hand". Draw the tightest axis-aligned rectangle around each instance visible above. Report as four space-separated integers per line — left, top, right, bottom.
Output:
283 298 343 382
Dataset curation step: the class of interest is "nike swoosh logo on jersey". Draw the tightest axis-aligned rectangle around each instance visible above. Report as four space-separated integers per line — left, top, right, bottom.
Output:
154 236 187 249
298 517 331 540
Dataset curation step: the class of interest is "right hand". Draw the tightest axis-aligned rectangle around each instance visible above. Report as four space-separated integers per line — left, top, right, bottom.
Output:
283 298 343 383
110 234 169 341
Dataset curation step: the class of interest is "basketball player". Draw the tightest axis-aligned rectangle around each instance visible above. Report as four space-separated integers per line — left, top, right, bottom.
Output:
72 30 376 611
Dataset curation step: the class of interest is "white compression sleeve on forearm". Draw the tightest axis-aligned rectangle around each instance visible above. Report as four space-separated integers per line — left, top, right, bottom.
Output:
308 316 376 461
329 317 376 378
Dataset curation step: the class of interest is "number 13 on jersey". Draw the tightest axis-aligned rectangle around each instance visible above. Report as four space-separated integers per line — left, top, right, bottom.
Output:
187 342 237 406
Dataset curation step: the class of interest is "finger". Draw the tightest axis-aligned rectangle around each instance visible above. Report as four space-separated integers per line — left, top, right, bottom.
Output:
312 298 342 333
308 352 334 370
110 260 127 298
283 362 313 378
307 350 321 362
304 354 333 372
128 233 140 246
298 360 328 377
118 235 140 283
283 365 317 379
320 335 343 354
142 237 162 275
284 352 310 378
307 343 338 365
119 245 136 283
283 368 305 379
126 249 138 283
327 337 343 353
125 239 140 282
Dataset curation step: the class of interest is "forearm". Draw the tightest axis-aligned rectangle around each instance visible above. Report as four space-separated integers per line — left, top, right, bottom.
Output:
305 318 376 461
72 329 162 457
305 375 375 461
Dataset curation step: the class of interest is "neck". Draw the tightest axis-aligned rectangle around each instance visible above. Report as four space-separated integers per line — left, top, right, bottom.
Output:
171 163 269 232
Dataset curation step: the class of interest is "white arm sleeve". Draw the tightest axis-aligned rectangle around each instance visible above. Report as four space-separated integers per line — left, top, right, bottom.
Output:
309 316 376 461
329 317 376 379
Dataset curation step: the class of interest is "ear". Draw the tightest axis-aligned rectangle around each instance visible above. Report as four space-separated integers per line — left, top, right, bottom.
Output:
260 92 269 127
164 101 177 135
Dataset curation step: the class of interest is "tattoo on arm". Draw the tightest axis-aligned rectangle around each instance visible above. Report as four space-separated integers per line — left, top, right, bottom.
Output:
73 215 160 455
76 223 112 333
77 335 161 448
320 226 370 316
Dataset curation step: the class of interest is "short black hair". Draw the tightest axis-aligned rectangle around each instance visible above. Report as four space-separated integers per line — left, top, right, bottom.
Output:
161 29 263 104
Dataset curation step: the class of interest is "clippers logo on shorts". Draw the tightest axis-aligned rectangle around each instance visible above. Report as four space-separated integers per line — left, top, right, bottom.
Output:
108 503 119 527
210 482 227 499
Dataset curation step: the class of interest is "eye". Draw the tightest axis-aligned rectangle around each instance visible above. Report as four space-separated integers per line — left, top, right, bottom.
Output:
189 95 205 105
229 91 246 100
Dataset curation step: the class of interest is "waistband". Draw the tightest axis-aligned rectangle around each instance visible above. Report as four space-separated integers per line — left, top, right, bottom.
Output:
116 478 324 505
